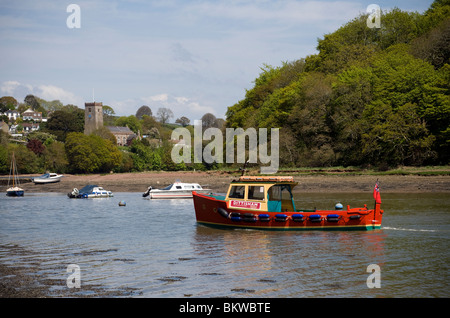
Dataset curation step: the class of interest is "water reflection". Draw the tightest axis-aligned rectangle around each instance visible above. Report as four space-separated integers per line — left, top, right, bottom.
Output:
0 192 448 297
191 224 388 297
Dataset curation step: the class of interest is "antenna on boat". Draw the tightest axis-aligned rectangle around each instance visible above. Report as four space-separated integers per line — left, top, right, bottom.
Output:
240 160 249 176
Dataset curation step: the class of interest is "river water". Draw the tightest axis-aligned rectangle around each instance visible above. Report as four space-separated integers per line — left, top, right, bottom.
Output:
0 192 449 298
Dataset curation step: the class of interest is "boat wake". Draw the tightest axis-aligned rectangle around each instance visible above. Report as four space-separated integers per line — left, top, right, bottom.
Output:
382 226 437 232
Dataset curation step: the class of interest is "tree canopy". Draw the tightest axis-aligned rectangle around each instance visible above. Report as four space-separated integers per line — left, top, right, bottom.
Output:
226 1 449 167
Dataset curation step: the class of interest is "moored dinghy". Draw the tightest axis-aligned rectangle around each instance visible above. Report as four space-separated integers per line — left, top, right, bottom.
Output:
192 176 383 231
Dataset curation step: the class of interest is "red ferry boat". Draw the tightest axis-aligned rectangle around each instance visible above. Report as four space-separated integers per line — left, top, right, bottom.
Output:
192 176 383 231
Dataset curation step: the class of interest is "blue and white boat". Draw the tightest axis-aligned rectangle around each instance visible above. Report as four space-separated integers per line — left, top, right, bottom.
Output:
67 185 113 198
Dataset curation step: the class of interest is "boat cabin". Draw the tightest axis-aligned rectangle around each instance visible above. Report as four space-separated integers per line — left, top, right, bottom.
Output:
161 182 204 191
225 176 298 212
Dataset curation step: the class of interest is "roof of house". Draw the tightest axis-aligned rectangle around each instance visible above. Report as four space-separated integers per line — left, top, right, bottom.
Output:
22 108 42 115
106 126 135 134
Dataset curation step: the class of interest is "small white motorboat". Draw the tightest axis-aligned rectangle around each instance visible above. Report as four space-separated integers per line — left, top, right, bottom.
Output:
33 173 63 184
68 185 114 198
143 180 211 199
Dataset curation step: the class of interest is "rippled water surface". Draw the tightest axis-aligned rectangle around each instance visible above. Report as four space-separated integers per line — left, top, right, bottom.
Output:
1 192 449 297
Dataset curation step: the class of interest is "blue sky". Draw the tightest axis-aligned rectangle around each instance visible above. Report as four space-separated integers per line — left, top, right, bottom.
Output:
0 0 434 122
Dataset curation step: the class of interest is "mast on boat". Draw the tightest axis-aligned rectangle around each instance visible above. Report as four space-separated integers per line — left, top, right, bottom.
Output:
8 152 21 188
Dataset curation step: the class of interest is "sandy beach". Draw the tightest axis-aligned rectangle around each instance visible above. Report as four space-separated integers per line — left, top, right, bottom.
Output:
5 170 450 194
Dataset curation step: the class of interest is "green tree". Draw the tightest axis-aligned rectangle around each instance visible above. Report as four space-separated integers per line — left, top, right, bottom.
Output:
135 105 152 120
175 116 190 127
0 144 8 173
42 141 68 172
5 144 38 174
329 66 374 165
24 95 41 110
361 102 435 166
102 105 116 126
156 107 174 124
141 115 161 137
115 115 142 134
65 132 122 173
129 139 155 171
0 96 18 112
45 108 84 141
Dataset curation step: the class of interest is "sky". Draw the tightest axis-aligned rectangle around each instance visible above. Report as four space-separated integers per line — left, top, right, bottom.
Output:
0 0 435 122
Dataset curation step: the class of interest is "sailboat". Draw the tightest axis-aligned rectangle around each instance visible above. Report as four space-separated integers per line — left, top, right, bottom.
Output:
6 152 24 197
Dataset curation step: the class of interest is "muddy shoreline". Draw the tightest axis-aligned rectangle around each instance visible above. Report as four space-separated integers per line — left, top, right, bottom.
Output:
1 171 449 194
0 244 141 298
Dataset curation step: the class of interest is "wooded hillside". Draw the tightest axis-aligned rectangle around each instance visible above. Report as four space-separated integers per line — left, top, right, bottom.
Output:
226 0 449 168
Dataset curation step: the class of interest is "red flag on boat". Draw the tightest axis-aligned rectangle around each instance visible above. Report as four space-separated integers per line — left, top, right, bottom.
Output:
373 181 381 204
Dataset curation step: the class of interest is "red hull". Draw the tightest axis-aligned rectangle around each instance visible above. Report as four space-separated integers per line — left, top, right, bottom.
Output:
192 192 383 231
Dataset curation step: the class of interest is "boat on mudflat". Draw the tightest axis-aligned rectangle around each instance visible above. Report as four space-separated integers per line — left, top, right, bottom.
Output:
192 176 383 231
143 180 211 199
6 152 24 197
67 185 113 198
33 173 63 184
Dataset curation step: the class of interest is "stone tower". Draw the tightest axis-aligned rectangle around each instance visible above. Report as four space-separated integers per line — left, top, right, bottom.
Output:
84 102 103 135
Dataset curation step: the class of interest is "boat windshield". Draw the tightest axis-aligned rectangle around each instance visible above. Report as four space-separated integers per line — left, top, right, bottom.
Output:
229 185 245 199
267 184 296 212
79 185 98 193
161 184 173 190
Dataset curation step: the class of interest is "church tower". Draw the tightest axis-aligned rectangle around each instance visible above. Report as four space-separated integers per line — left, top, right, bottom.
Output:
84 102 103 135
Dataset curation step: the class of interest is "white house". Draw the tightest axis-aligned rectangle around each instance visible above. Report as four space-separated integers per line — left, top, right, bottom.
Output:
22 108 43 122
5 109 20 121
22 122 40 133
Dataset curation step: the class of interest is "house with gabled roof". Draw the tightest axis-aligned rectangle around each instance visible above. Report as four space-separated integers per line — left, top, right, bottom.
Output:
22 108 43 122
5 109 20 122
106 126 137 146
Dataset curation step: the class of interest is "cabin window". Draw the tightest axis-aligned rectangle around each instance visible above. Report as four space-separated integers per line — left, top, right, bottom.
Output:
248 186 265 201
268 185 292 201
268 185 281 201
267 184 295 212
228 185 245 199
176 186 182 189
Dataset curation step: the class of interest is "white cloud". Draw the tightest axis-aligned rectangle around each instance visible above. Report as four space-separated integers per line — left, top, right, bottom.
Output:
183 0 362 29
141 94 169 104
0 81 83 106
110 93 216 122
1 81 26 96
37 85 81 105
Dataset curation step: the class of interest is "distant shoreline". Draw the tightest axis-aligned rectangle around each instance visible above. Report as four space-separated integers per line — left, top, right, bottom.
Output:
1 171 449 194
